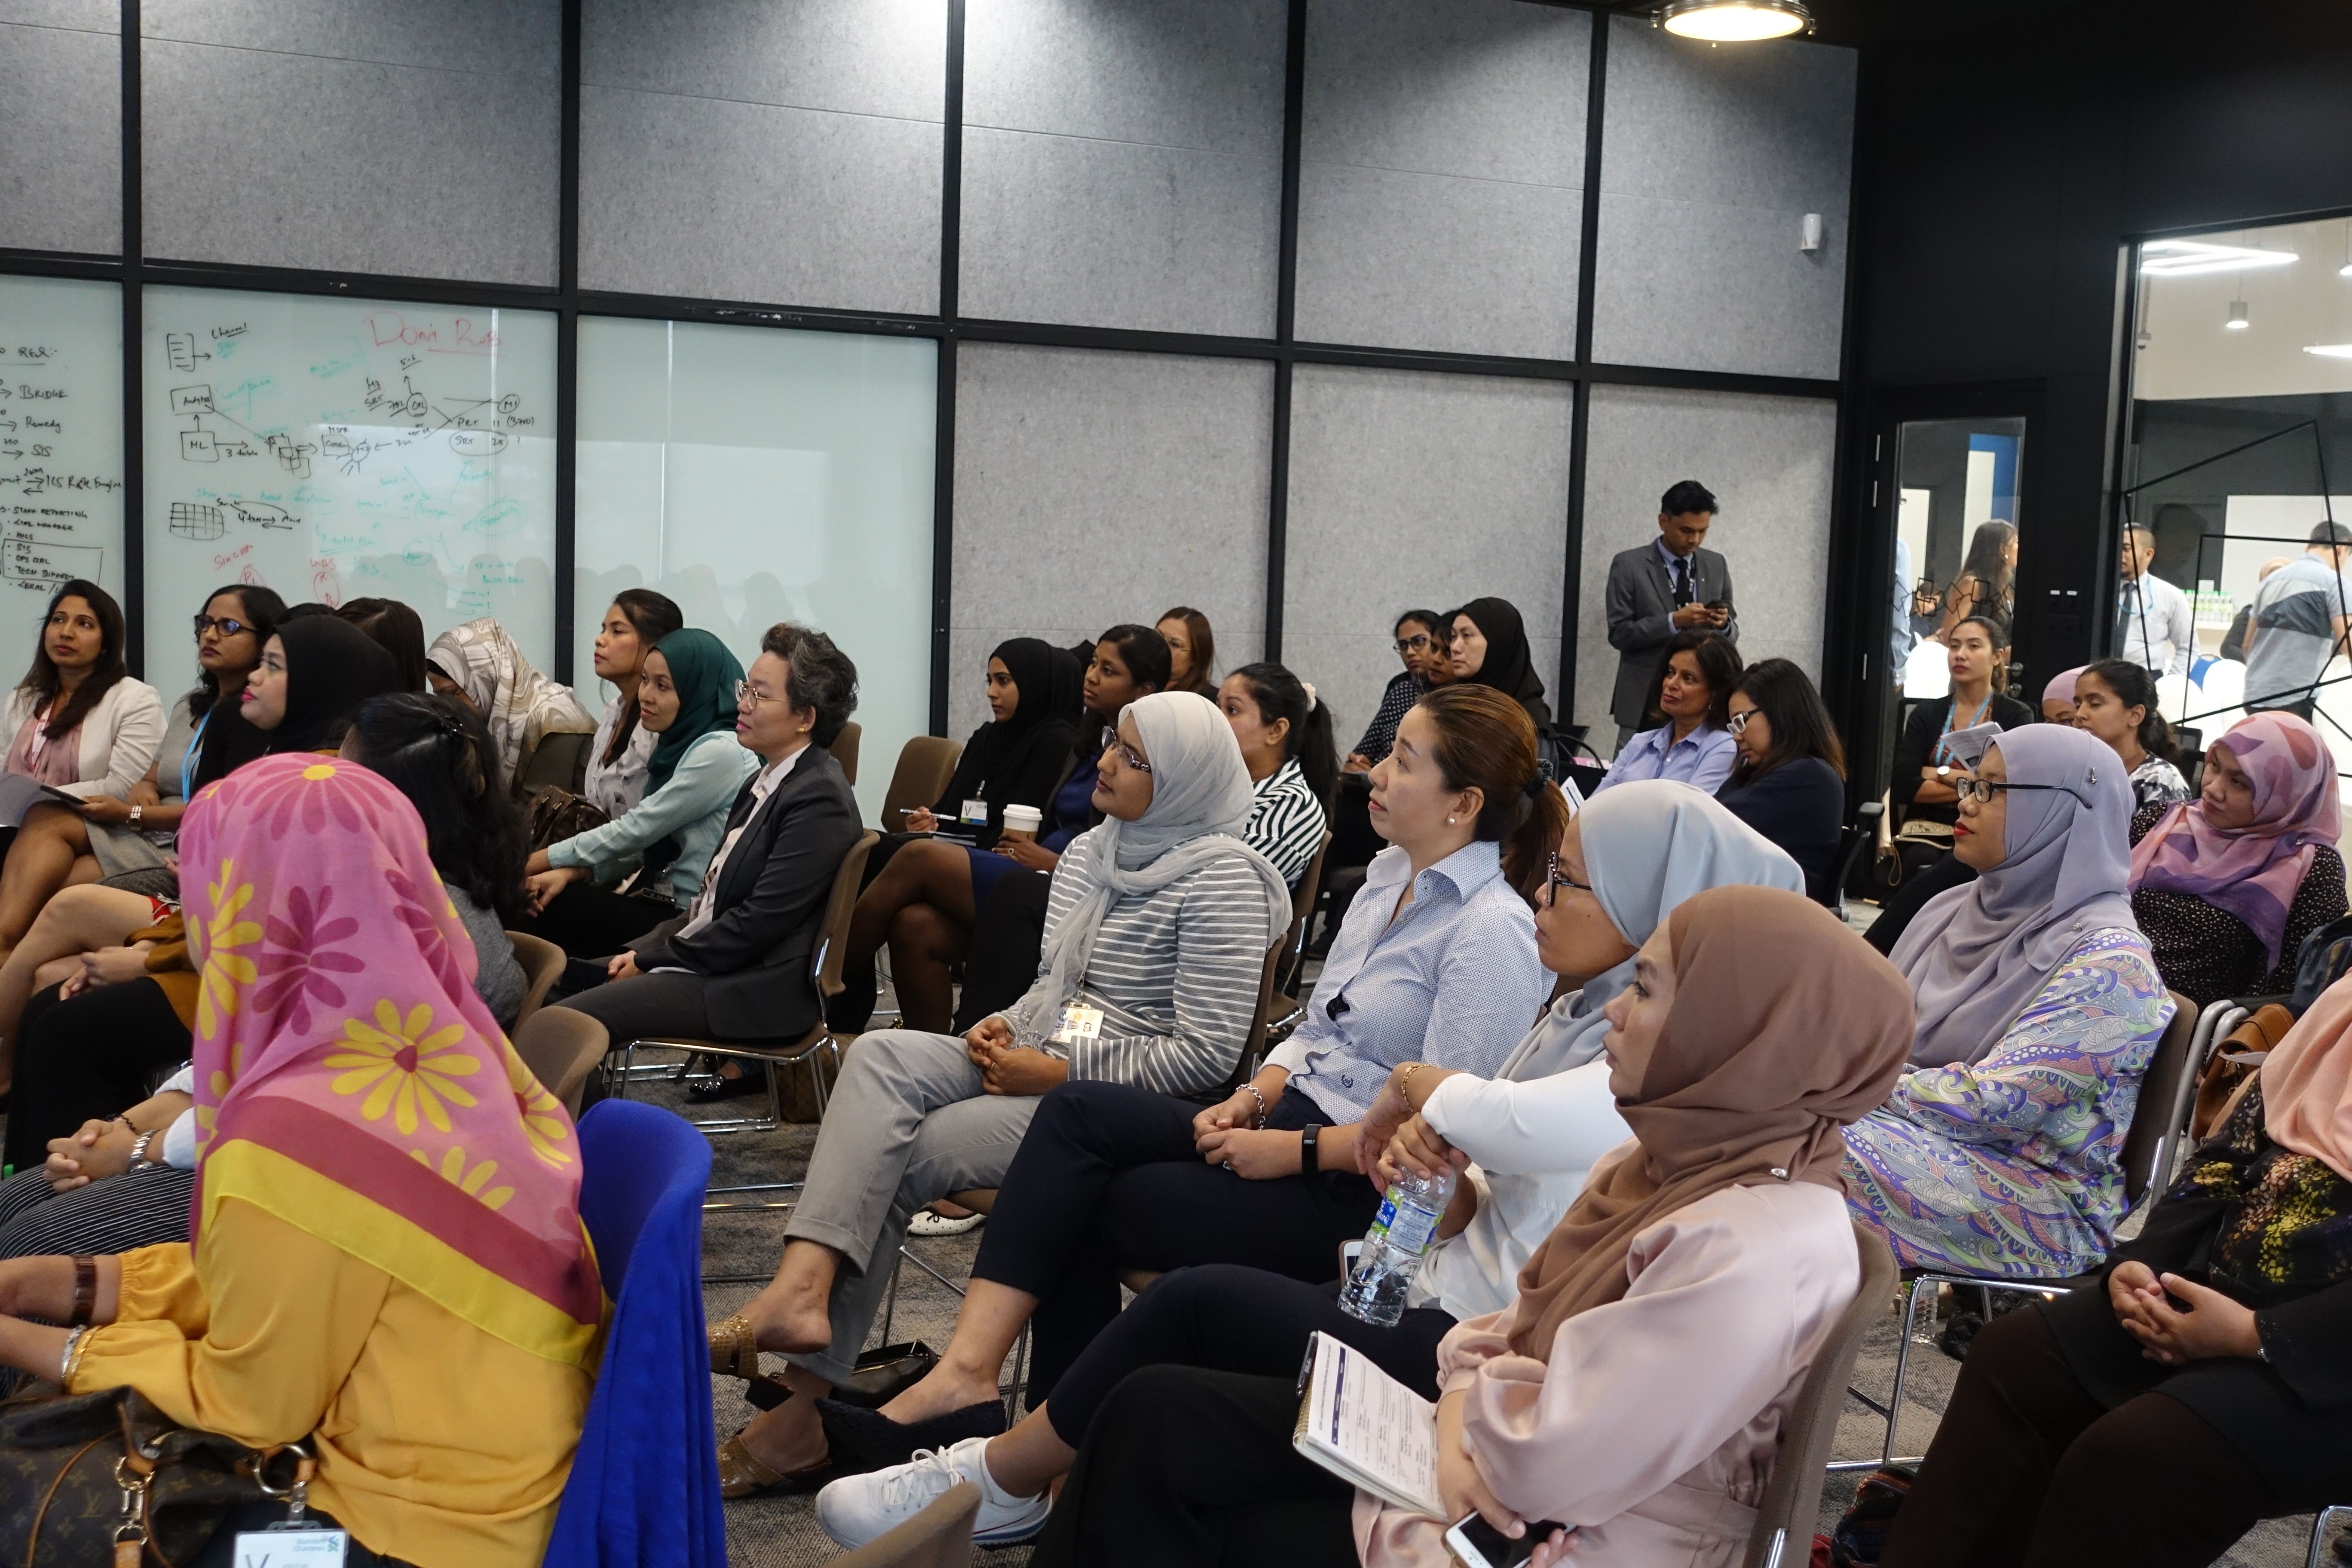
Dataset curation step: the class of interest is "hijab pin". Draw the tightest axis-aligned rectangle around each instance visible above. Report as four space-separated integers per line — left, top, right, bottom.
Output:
1770 1166 1791 1180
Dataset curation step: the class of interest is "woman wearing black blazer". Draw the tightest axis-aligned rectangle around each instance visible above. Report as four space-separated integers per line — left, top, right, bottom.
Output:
541 624 863 1076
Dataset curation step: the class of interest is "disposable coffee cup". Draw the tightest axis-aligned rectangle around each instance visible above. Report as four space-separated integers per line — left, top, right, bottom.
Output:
1000 804 1044 843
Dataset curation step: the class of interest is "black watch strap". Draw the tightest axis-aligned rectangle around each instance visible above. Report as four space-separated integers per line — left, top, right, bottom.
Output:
1301 1121 1320 1173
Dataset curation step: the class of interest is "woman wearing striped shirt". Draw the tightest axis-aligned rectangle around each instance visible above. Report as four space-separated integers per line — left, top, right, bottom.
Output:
817 686 1556 1490
1218 662 1335 889
707 692 1292 1497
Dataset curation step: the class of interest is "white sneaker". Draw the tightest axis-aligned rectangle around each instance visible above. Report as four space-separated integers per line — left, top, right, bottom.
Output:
907 1207 986 1237
815 1435 1049 1549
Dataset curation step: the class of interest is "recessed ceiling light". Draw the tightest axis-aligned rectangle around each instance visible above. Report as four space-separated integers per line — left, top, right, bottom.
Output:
1655 0 1813 41
2141 239 2300 277
2304 345 2352 358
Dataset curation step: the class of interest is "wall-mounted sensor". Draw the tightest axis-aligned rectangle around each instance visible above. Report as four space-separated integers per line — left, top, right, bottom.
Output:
1800 213 1824 252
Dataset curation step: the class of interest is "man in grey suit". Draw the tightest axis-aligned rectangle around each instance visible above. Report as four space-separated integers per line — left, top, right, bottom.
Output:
1603 478 1739 753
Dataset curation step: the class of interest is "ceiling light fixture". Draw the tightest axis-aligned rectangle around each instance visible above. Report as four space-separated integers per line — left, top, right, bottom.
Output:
2304 345 2352 359
1655 0 1813 41
2226 299 2250 331
2139 238 2300 277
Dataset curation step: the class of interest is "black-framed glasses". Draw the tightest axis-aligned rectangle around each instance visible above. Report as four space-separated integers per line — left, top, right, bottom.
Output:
1100 733 1152 774
1393 633 1431 653
192 614 250 639
1953 779 2064 806
1728 708 1758 736
1541 850 1592 908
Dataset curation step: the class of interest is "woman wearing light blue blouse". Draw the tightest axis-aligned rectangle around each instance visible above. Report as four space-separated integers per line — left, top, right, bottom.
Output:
519 628 757 959
1844 723 2174 1280
1592 628 1741 796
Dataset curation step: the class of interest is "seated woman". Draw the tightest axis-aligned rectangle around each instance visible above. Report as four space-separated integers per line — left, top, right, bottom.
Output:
1343 609 1442 775
0 583 284 1046
705 690 1293 1497
1881 974 2352 1568
0 580 165 947
2073 658 2191 807
1158 606 1217 697
1216 660 1335 888
426 616 596 786
1890 614 2035 830
520 629 754 959
582 589 685 818
829 626 1163 1036
0 753 601 1567
814 687 1554 1477
1594 628 1741 796
1712 657 1846 901
2126 710 2344 1009
1014 885 1912 1568
2041 664 2086 724
536 623 862 1072
0 619 404 1167
1447 597 1552 736
0 688 521 1180
334 596 428 691
1847 724 2174 1279
815 783 1802 1548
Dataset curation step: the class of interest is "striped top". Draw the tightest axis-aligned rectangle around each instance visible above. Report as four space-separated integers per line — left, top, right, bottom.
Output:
1248 756 1328 889
1006 830 1283 1099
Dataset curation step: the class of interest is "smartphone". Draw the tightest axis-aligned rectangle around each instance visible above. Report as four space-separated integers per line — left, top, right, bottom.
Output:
1705 599 1727 613
1445 1515 1568 1568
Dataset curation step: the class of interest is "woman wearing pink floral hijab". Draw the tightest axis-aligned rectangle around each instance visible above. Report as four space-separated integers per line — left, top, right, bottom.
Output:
2127 709 2348 1006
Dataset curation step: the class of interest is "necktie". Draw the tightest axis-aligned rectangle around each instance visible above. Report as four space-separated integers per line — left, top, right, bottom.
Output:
1672 557 1693 607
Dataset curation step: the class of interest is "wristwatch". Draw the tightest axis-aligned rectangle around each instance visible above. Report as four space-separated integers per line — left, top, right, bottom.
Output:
1301 1121 1321 1173
1936 764 1953 780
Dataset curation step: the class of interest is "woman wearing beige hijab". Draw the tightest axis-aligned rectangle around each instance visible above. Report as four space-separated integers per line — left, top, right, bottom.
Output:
1026 886 1913 1568
1881 969 2352 1568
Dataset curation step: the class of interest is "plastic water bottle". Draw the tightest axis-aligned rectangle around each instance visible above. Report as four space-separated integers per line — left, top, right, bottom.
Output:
1338 1165 1458 1327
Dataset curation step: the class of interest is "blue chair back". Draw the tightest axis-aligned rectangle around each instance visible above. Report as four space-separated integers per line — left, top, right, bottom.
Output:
545 1101 725 1567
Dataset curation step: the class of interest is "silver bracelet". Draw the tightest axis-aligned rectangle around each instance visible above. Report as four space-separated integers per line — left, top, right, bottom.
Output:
58 1325 88 1383
127 1129 158 1170
1239 1082 1268 1128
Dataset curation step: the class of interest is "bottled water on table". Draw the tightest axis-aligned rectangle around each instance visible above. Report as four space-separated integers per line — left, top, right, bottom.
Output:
1338 1164 1458 1327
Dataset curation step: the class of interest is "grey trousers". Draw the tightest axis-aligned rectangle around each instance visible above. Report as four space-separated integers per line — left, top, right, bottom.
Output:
780 1029 1042 1386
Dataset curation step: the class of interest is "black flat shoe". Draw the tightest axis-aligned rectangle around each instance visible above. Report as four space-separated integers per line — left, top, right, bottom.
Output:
815 1396 1007 1474
686 1069 771 1102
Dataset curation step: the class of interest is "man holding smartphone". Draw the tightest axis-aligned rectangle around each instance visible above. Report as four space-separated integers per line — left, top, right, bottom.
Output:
1602 479 1739 754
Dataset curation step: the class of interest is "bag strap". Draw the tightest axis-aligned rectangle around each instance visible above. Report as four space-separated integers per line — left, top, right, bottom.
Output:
24 1433 110 1568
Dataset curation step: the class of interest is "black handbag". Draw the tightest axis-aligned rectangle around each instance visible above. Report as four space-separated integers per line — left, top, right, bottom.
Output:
0 1383 274 1567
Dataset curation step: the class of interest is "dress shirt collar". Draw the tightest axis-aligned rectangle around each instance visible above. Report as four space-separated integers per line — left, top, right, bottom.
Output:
1655 535 1695 573
1362 836 1505 903
746 744 804 807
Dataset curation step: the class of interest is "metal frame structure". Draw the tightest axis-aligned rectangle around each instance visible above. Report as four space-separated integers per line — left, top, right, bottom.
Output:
2 0 1850 728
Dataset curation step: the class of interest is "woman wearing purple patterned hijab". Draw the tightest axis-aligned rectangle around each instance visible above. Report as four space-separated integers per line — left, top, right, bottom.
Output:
2127 711 2348 1005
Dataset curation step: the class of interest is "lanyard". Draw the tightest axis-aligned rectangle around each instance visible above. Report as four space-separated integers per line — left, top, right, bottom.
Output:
181 709 211 803
1935 693 1991 764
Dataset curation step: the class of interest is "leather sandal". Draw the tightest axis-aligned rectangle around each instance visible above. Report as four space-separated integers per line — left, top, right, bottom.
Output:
708 1313 795 1410
717 1429 833 1500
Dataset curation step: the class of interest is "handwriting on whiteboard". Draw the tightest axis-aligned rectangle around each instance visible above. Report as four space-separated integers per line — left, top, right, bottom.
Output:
0 341 116 593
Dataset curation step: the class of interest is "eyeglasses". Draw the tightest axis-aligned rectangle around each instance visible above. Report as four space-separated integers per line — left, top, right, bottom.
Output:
1541 850 1592 909
1952 779 2064 806
1728 708 1758 736
1393 633 1432 653
734 680 788 708
192 615 251 639
1100 733 1153 774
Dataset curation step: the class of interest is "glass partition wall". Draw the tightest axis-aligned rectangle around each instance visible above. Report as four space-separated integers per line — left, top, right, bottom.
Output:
2124 215 2352 781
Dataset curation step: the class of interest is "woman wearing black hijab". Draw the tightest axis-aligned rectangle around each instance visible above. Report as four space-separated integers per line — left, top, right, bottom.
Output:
242 614 404 757
1449 597 1553 731
827 640 1085 1037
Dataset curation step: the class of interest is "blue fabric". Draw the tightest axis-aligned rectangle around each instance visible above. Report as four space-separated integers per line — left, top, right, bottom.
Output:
546 1101 725 1568
1041 753 1099 852
965 839 1016 908
1595 723 1738 796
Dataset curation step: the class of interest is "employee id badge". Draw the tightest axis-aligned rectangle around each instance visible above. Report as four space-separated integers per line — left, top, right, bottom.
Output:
960 799 989 827
234 1526 349 1566
1050 1002 1104 1046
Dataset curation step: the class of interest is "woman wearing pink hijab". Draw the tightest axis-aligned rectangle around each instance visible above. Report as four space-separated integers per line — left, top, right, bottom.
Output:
2126 710 2348 1008
1882 968 2352 1568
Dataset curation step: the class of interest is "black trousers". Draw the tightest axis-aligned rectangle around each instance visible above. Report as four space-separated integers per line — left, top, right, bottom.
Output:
951 866 1054 1033
1881 1306 2352 1568
1863 851 1976 955
1028 1366 1356 1568
971 1081 1381 1402
1044 1262 1455 1448
511 882 672 961
3 980 190 1174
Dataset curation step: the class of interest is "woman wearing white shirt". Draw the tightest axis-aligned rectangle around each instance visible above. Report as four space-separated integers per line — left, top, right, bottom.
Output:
814 783 1801 1549
581 590 683 819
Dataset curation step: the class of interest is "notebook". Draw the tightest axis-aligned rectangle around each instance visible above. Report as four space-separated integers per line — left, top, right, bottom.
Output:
1292 1331 1445 1519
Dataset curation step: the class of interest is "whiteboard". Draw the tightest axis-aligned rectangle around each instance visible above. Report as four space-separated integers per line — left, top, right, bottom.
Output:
141 287 557 695
0 276 125 676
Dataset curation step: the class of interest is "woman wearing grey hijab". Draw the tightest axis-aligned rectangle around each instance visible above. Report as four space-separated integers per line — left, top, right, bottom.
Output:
710 691 1291 1498
1848 724 2176 1278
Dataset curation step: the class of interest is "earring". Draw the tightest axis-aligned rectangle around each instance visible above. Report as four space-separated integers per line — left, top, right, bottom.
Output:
1447 815 1457 825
